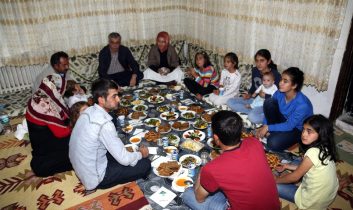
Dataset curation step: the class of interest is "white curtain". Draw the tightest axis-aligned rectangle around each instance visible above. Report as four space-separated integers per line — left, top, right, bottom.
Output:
0 0 348 91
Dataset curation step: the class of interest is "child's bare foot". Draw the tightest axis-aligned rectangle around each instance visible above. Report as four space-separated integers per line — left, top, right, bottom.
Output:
196 94 203 100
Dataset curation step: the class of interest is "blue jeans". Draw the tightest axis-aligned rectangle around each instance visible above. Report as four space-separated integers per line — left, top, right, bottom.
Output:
227 97 264 124
181 188 228 210
277 184 298 203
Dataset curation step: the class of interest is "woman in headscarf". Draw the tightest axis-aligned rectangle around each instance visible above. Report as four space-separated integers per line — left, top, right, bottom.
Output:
143 31 184 84
26 52 73 177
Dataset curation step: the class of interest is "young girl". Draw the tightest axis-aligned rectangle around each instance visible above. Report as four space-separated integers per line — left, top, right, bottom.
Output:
256 67 313 151
208 52 241 106
227 49 281 123
69 101 89 128
64 81 89 108
275 115 339 209
184 51 219 100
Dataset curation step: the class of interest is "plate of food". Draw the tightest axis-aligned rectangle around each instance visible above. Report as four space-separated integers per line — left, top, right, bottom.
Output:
167 134 180 147
132 104 148 112
201 111 215 123
157 105 170 113
128 111 147 120
171 121 190 131
180 139 204 152
266 153 281 169
131 100 145 106
116 107 129 116
122 124 133 133
125 144 138 152
207 138 221 150
120 99 132 107
156 123 172 134
144 130 161 142
160 111 179 121
139 93 152 100
144 118 161 127
181 111 196 120
172 176 193 192
182 130 206 141
129 136 141 144
188 104 204 114
153 160 182 179
192 119 208 130
178 105 188 112
146 87 161 95
147 95 165 104
122 94 133 101
179 154 202 168
158 84 167 89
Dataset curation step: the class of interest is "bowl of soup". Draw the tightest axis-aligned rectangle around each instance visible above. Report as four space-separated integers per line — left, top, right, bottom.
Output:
129 136 141 144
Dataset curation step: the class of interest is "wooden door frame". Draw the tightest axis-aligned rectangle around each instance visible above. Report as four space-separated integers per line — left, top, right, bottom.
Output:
330 16 353 121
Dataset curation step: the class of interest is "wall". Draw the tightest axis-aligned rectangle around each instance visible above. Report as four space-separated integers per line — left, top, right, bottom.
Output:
302 0 353 117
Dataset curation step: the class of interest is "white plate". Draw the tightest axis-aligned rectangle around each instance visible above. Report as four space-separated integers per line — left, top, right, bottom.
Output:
181 111 196 120
163 146 178 155
153 161 182 179
122 94 133 100
166 134 180 146
147 95 165 104
146 87 161 94
178 105 188 112
157 105 170 113
144 118 161 127
156 124 172 134
159 84 168 89
131 100 145 106
132 104 148 112
172 176 193 192
120 99 132 107
207 138 220 150
128 112 147 120
122 125 134 133
171 121 190 131
160 111 179 121
182 130 206 141
129 136 141 144
124 144 138 152
201 111 215 123
179 154 202 168
192 119 208 130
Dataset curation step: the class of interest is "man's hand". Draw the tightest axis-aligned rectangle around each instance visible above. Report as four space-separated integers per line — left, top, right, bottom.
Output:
256 125 268 138
130 74 137 87
139 145 149 158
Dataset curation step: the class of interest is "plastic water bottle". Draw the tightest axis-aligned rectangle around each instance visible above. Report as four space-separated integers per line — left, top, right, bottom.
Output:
172 149 178 161
188 163 196 177
163 137 169 147
179 90 184 100
207 124 212 138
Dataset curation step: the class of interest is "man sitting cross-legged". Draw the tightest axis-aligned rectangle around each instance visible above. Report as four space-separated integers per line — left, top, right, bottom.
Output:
69 79 151 191
182 110 280 210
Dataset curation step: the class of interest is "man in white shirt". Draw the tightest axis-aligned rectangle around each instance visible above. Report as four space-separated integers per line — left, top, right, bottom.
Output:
69 79 150 190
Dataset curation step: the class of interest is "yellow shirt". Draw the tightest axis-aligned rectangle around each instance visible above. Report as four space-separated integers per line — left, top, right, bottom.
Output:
295 148 338 210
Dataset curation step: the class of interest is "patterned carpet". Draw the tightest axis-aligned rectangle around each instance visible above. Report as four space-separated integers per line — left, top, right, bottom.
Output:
0 117 352 210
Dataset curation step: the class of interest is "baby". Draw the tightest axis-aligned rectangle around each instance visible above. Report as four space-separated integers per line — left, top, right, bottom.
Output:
247 71 277 109
64 81 90 108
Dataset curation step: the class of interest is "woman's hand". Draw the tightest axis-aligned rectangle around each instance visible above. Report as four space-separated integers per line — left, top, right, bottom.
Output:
256 125 268 138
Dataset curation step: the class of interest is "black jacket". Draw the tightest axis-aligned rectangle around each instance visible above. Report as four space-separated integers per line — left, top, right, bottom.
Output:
98 45 142 79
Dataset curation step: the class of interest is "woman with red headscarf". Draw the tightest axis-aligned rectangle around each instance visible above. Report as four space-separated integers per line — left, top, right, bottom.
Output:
143 31 183 84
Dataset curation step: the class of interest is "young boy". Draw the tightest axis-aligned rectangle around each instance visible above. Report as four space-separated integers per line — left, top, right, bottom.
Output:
248 71 277 109
182 111 280 210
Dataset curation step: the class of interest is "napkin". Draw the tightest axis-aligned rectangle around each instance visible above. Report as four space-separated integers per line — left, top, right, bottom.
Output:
149 186 177 208
148 147 158 155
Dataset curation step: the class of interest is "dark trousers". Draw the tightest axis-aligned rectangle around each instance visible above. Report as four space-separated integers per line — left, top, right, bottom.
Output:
97 153 151 189
106 70 143 87
263 98 302 152
184 78 217 96
27 121 72 177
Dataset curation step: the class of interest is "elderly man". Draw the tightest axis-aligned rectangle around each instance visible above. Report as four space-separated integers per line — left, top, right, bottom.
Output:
69 79 150 191
98 32 143 87
26 51 73 177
